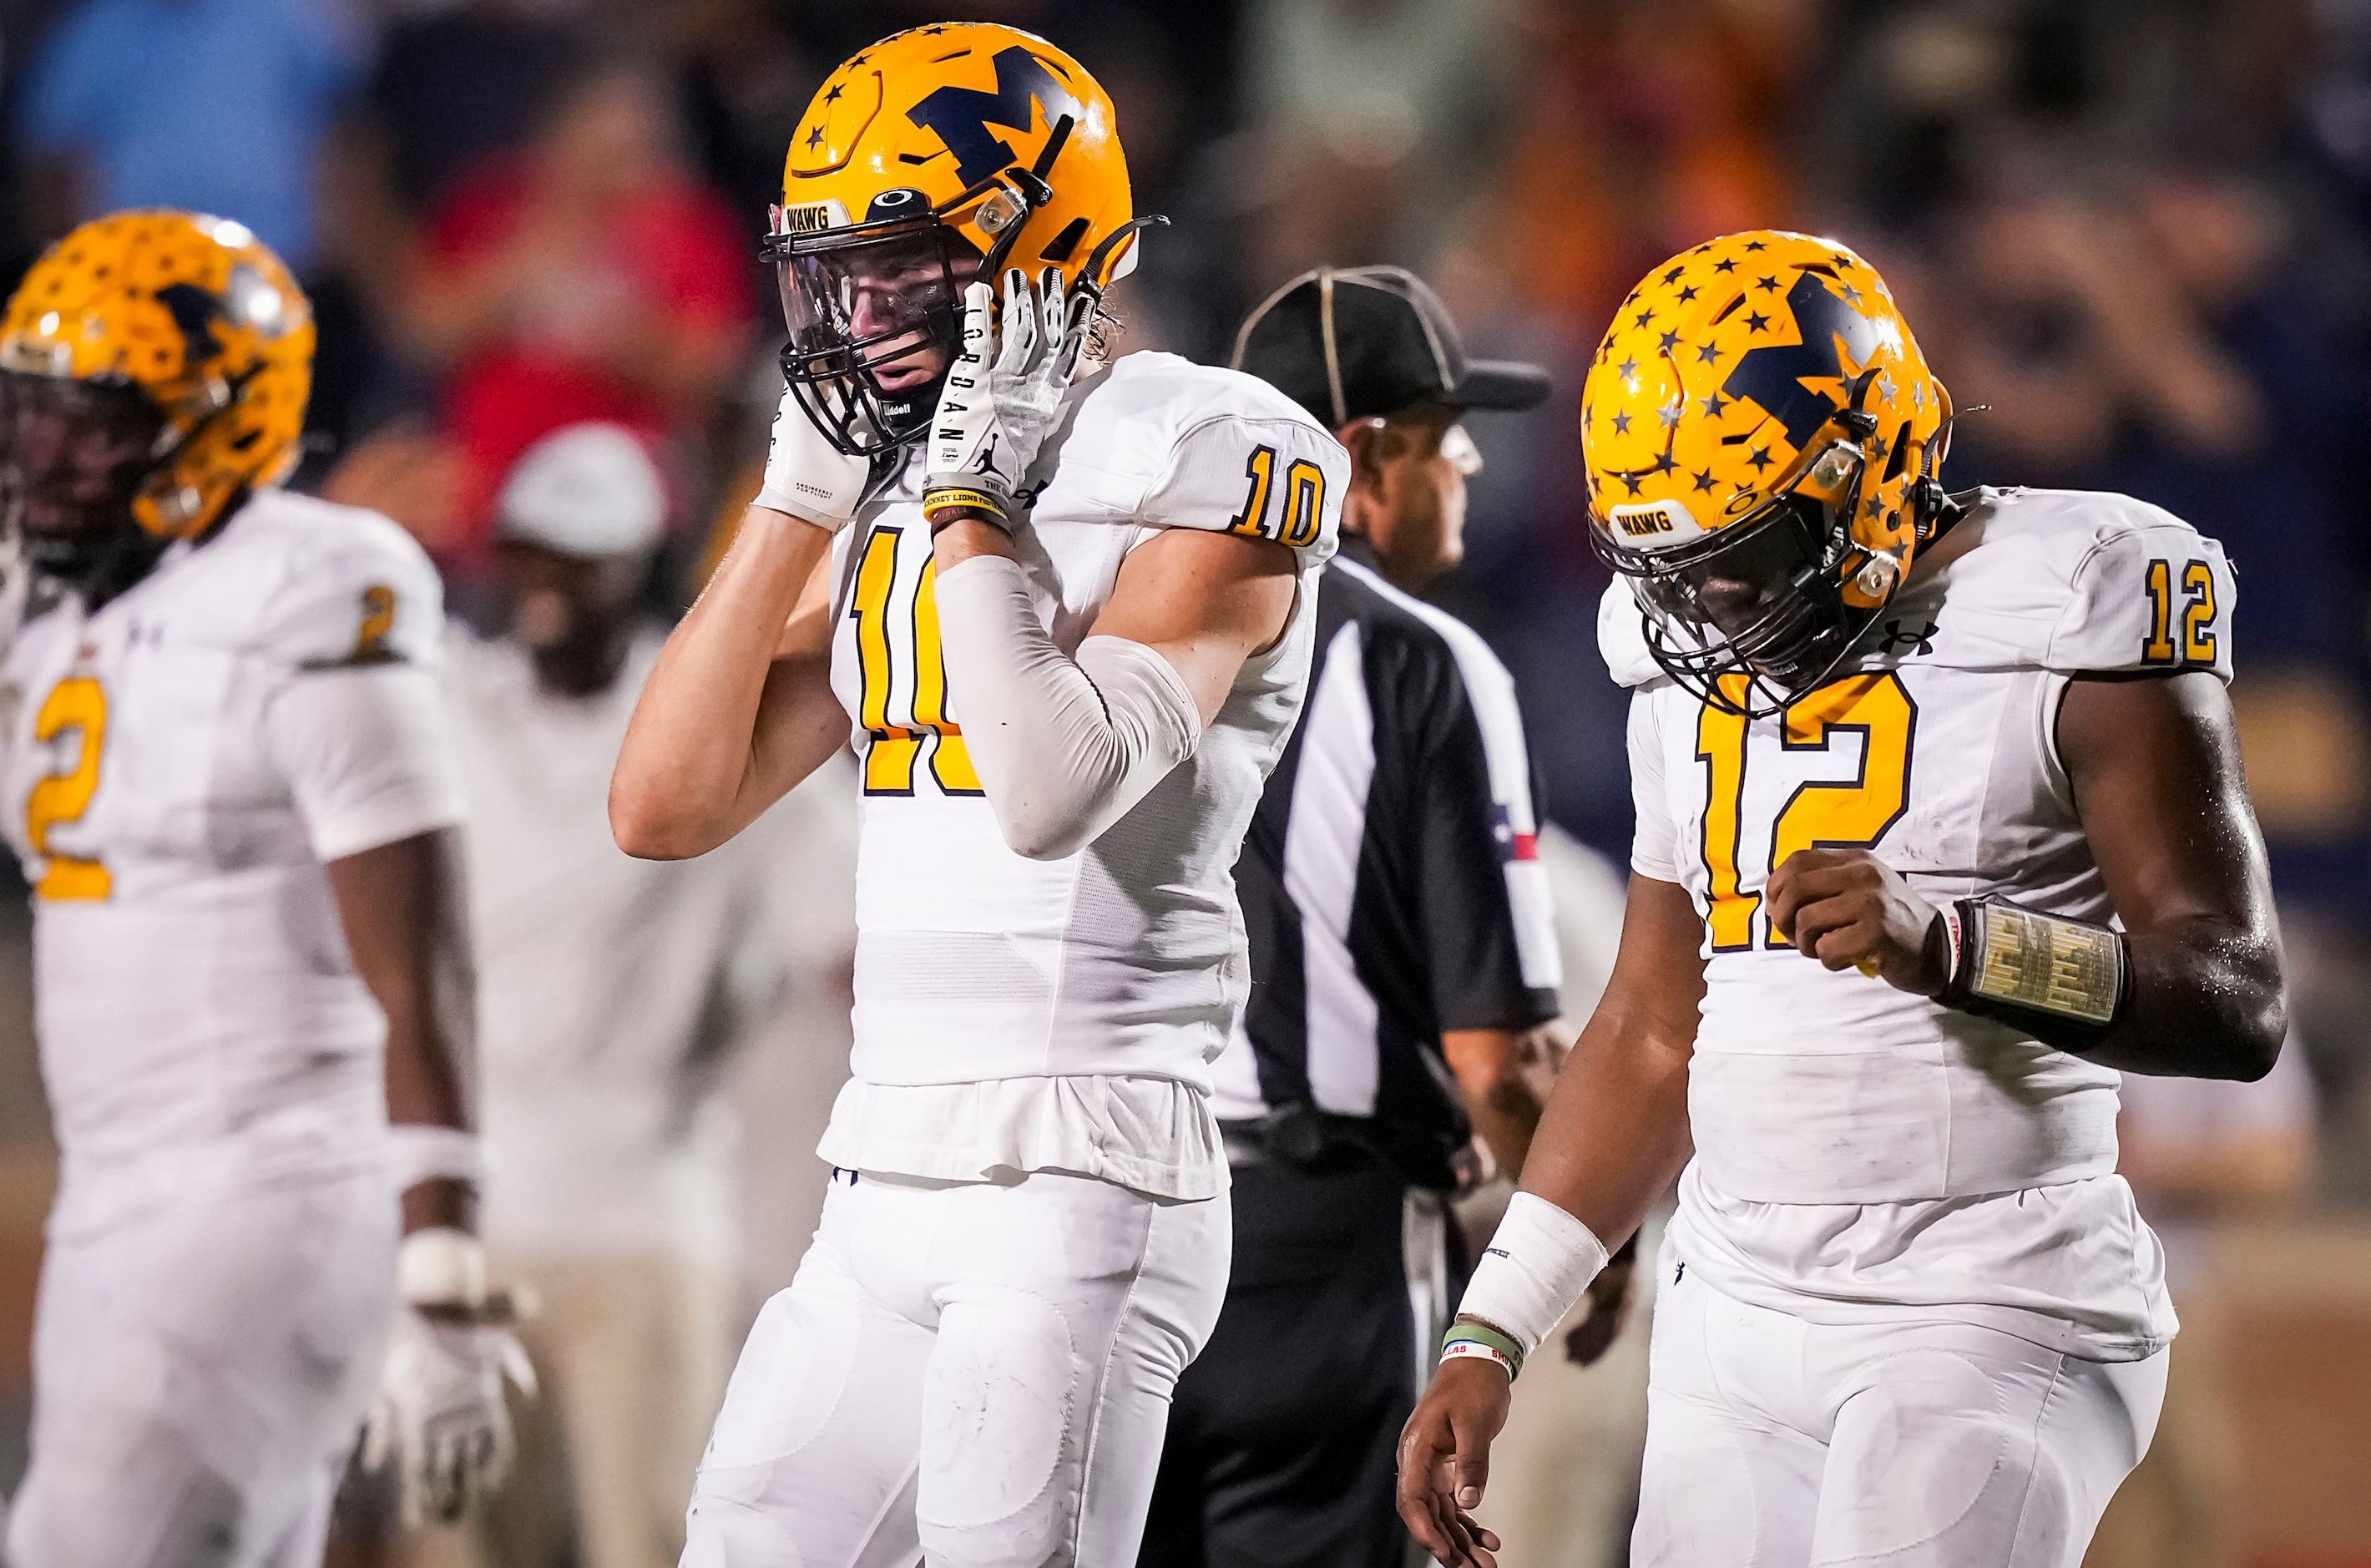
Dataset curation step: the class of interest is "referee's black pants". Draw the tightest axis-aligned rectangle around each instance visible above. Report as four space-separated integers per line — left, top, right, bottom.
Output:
1138 1154 1466 1568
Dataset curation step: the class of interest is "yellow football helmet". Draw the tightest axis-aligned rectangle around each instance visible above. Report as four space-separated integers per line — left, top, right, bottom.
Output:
765 23 1149 456
1583 230 1951 712
0 210 311 593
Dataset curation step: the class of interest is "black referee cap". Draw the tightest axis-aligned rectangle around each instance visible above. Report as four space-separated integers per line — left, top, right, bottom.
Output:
1231 265 1552 429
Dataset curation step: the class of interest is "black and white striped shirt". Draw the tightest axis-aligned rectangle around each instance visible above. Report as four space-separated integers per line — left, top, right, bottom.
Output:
1210 549 1563 1189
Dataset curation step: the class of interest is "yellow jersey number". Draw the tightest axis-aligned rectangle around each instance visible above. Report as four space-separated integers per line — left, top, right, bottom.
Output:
2141 558 2218 666
849 526 983 797
27 675 111 900
1226 444 1327 548
1696 670 1916 952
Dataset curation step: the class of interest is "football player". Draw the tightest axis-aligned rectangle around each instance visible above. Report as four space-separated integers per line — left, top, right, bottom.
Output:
1398 230 2288 1567
0 211 523 1566
609 23 1344 1566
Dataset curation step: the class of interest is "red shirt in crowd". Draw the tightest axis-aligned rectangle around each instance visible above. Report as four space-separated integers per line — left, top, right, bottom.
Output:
423 156 751 572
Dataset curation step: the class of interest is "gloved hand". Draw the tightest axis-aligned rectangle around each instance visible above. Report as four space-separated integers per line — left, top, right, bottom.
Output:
755 384 874 530
361 1229 537 1526
923 266 1094 529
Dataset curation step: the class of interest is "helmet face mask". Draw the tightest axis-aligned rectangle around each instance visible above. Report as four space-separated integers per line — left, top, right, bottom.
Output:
0 210 313 594
768 200 983 457
1604 482 1869 716
0 368 169 585
774 25 1140 457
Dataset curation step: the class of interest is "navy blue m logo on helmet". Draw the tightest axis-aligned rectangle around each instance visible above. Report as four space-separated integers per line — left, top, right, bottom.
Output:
1720 271 1886 450
907 46 1084 187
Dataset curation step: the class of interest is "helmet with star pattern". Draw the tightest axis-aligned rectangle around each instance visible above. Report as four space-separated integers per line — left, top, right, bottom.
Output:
1582 230 1951 714
0 210 312 598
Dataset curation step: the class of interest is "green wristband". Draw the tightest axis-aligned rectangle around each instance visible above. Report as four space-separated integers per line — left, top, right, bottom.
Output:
1442 1321 1526 1381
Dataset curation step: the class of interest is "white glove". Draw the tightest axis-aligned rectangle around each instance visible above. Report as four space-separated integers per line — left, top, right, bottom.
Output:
923 267 1093 528
755 384 872 530
361 1231 536 1526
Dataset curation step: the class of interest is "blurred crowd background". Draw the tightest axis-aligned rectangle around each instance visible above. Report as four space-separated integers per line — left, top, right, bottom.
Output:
0 0 2368 1565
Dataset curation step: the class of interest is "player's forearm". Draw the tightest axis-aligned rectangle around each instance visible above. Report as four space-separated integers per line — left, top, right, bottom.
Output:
328 829 481 1232
612 505 834 858
1507 1001 1695 1253
1446 1026 1549 1180
931 534 1202 862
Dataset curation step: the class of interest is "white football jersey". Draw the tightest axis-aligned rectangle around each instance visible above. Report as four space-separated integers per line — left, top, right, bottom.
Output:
825 352 1343 1098
1611 486 2232 1356
0 490 461 1234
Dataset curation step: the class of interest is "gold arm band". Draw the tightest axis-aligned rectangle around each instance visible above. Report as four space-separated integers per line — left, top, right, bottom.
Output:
1963 901 2125 1026
922 487 1009 523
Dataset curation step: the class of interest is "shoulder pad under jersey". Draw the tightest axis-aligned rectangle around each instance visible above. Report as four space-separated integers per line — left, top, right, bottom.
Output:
1897 487 2235 681
228 490 447 672
1052 352 1344 567
1596 577 1665 690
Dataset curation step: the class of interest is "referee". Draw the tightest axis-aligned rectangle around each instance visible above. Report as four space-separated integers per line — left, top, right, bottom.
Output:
1140 267 1600 1567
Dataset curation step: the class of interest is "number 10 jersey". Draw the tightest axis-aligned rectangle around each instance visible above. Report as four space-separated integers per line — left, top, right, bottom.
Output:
816 352 1342 1197
1611 486 2232 1358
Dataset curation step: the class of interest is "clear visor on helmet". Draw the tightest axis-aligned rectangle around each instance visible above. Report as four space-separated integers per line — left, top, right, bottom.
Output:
771 217 982 458
0 368 165 550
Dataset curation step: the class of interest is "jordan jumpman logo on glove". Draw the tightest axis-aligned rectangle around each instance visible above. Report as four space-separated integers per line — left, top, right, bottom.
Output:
923 266 1095 528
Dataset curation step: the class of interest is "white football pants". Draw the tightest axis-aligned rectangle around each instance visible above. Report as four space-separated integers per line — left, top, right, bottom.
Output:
7 1167 397 1568
681 1166 1230 1568
1634 1259 2167 1567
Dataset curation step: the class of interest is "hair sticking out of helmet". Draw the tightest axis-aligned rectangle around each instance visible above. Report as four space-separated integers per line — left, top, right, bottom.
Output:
765 23 1144 458
1580 230 1951 716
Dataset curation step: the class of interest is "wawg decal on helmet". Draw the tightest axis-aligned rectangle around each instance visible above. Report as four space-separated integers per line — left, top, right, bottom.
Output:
1720 271 1888 450
907 46 1084 187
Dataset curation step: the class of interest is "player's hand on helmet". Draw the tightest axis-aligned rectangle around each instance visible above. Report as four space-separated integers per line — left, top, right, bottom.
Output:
1397 1358 1509 1567
756 383 873 531
1766 847 1951 995
923 266 1095 529
361 1230 538 1527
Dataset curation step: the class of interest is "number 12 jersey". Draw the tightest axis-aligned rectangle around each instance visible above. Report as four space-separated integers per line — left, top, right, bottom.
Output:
1610 486 2233 1358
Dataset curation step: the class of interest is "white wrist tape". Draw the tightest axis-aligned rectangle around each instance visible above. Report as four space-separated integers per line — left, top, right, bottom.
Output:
1457 1191 1611 1358
933 554 1202 862
387 1125 486 1194
754 388 869 531
397 1226 488 1308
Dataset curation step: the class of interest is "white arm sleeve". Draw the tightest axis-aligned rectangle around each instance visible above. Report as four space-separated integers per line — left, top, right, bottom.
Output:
933 553 1203 862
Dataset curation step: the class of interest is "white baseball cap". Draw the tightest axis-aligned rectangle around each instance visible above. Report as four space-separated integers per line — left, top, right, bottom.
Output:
498 422 668 558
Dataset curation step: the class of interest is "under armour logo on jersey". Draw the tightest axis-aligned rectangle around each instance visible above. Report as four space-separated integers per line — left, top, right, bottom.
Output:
1879 619 1939 656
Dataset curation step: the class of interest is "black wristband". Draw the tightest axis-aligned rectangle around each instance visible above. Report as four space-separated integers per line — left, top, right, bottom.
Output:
1938 896 2131 1051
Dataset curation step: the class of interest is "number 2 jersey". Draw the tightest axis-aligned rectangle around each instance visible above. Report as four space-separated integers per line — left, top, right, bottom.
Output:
0 490 461 1236
816 352 1344 1201
1610 487 2231 1359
